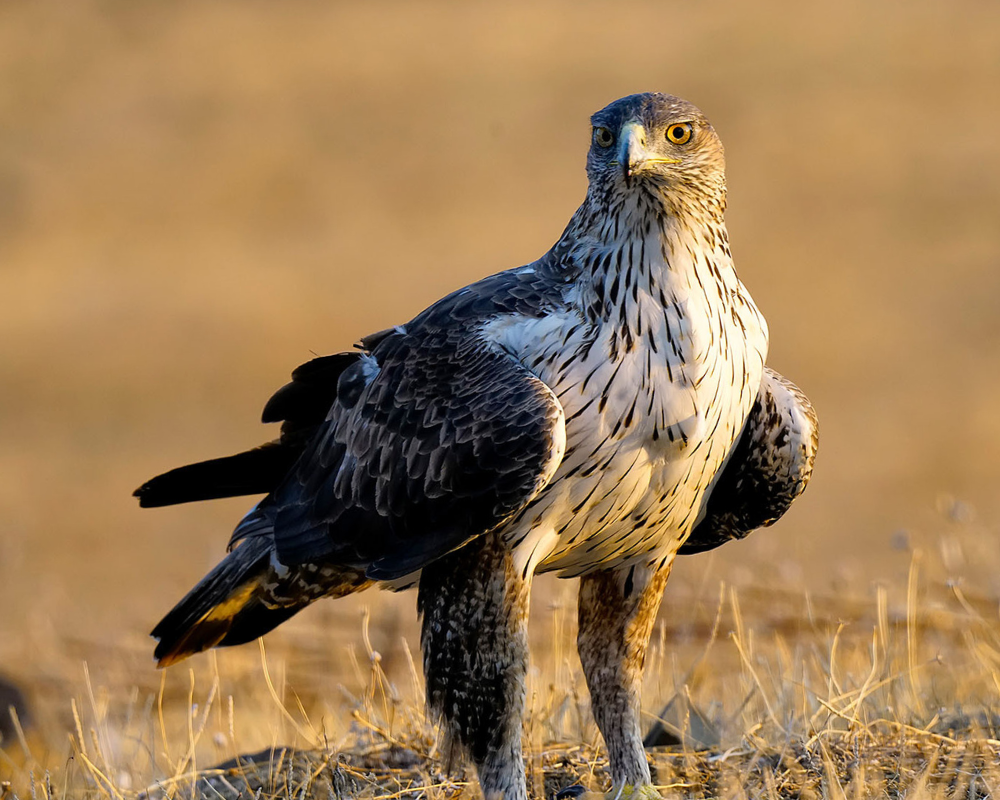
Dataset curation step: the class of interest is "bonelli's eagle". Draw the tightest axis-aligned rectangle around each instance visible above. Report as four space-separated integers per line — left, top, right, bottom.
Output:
136 93 817 800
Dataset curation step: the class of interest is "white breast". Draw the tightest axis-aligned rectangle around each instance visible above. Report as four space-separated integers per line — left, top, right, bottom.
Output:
482 227 768 578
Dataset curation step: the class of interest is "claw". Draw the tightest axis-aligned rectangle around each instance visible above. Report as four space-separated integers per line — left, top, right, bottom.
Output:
554 786 663 800
618 787 664 800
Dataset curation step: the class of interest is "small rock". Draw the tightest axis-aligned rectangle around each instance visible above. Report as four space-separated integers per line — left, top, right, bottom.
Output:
0 674 31 745
643 694 719 750
890 529 910 551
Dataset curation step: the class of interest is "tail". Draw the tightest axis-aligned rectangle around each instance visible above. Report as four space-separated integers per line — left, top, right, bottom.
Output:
152 534 371 667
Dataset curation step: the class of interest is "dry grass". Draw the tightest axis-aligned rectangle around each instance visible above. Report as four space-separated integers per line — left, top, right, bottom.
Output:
4 518 1000 800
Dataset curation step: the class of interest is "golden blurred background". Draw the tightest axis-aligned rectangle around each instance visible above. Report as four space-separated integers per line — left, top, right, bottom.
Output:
1 0 999 758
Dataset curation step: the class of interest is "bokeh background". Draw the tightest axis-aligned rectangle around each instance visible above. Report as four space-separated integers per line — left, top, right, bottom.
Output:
1 0 998 769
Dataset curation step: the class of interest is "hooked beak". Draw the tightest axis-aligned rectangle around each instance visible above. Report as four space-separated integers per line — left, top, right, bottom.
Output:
617 120 680 186
619 121 646 185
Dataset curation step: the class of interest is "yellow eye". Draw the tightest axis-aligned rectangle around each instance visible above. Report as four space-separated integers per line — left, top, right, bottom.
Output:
666 122 693 145
593 126 614 148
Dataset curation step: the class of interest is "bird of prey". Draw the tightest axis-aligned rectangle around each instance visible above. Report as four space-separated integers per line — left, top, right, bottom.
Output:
136 93 817 800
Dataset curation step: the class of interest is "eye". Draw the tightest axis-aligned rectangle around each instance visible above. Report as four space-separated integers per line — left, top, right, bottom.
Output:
666 122 693 145
593 126 615 148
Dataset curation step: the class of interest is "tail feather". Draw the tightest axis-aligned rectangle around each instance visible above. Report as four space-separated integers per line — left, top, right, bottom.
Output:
154 590 305 667
154 580 261 667
152 535 274 667
151 534 373 668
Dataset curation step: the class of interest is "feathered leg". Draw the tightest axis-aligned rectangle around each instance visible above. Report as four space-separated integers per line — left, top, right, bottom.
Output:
418 533 531 800
577 559 672 795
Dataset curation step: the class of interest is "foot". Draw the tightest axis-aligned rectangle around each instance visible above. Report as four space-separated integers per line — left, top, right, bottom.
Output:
555 784 663 800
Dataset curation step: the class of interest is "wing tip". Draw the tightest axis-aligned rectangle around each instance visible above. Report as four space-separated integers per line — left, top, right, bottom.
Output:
133 481 161 508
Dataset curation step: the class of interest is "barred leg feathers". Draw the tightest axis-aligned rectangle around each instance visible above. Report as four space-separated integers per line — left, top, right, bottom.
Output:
577 561 672 791
418 533 531 800
152 534 371 667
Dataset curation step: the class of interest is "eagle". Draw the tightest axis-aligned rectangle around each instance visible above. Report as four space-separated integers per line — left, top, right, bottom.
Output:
136 93 817 800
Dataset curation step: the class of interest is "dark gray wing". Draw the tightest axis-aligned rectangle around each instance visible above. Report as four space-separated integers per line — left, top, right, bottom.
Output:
134 353 362 508
679 367 818 555
233 321 566 581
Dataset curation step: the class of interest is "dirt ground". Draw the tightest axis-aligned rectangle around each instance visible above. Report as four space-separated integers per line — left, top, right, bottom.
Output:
0 0 999 788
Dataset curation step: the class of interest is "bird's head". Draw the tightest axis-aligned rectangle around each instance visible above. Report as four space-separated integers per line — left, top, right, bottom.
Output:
586 93 727 213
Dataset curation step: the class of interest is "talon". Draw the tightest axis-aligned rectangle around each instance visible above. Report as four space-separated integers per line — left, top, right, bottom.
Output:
555 786 663 800
613 787 663 800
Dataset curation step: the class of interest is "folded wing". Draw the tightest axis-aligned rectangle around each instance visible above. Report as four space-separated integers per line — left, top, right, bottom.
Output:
680 367 818 555
255 326 566 579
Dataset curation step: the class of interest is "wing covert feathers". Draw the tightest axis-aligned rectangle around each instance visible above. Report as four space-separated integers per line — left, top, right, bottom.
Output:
680 367 818 555
263 328 566 579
